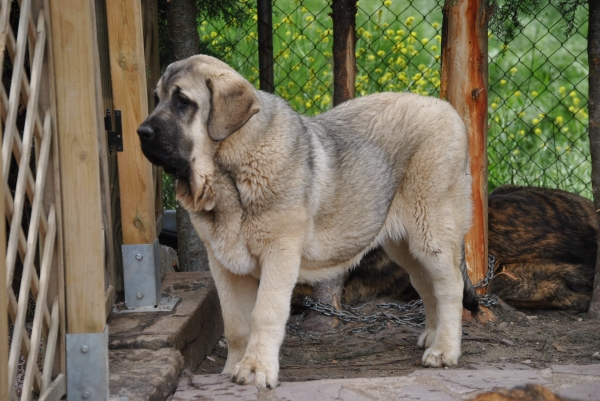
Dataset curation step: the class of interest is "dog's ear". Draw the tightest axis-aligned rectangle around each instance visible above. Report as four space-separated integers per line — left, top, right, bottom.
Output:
206 73 260 141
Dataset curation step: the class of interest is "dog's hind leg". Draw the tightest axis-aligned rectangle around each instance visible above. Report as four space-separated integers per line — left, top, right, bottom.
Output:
206 249 258 374
382 240 438 348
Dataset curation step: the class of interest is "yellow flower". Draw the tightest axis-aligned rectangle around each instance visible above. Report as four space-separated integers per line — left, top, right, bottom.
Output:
384 0 392 6
531 91 539 97
305 100 312 108
397 29 405 36
421 38 429 45
491 103 498 109
532 118 540 125
411 32 418 37
430 45 438 51
514 91 521 97
405 16 415 27
210 31 218 38
538 113 545 119
432 22 440 29
562 127 569 133
368 54 376 61
555 116 564 125
534 128 542 135
377 50 385 57
518 130 525 136
500 79 507 85
569 106 576 112
510 67 518 75
386 29 395 36
305 15 314 22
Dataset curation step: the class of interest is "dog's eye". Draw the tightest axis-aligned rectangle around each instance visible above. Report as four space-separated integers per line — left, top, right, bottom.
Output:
174 93 191 111
153 93 159 109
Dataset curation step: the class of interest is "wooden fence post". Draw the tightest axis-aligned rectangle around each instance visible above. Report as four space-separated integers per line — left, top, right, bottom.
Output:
332 0 357 105
106 0 156 247
440 0 489 292
49 0 107 336
49 0 109 398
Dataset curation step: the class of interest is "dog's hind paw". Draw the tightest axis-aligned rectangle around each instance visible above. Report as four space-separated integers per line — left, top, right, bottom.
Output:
231 358 278 388
422 347 459 368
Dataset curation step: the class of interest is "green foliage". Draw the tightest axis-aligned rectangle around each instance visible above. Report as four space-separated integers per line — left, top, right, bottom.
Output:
488 0 587 45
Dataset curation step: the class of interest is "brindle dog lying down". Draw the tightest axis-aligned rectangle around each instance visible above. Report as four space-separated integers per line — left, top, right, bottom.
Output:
296 186 596 314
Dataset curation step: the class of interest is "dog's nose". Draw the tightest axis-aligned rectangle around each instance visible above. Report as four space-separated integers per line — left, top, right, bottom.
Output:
137 125 154 140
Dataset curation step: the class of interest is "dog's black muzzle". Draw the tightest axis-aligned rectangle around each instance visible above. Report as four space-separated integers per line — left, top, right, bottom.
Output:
137 120 190 178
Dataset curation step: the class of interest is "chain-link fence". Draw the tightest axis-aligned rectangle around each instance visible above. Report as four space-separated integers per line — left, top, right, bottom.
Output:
194 0 590 198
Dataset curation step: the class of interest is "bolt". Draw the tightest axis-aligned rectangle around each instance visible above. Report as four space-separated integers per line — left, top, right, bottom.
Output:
136 254 143 260
81 345 89 353
82 391 91 399
137 292 144 299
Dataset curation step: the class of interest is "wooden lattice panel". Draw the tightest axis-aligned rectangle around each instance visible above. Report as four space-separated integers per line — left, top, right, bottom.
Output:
1 0 65 399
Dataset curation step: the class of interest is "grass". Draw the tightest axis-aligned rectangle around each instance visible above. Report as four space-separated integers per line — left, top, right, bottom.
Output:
179 0 590 209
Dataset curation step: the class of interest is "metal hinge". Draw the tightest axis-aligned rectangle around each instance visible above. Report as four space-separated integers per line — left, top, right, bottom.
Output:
104 108 123 153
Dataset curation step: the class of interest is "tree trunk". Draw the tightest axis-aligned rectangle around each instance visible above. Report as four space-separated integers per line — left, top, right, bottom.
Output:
165 0 209 271
332 0 357 105
440 0 489 293
587 0 600 317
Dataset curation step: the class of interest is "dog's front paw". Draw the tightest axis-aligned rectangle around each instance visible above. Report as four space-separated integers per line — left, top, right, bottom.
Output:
422 346 460 368
417 329 436 349
231 356 279 388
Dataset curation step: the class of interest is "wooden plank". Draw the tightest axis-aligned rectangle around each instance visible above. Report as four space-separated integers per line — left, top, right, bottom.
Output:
48 0 106 333
0 64 7 401
106 0 156 245
440 0 489 293
142 0 164 227
95 0 123 299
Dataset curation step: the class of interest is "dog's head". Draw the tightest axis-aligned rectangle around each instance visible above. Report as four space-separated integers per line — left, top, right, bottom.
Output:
137 55 260 210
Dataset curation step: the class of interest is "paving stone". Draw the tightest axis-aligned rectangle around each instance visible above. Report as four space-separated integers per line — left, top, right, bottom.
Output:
551 364 600 377
394 385 457 401
554 382 600 400
410 369 550 393
173 374 257 401
276 381 369 401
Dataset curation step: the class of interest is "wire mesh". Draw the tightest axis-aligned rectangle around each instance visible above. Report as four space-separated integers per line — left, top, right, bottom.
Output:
195 0 590 197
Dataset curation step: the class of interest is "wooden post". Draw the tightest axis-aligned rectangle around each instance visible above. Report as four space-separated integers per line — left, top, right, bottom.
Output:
587 0 600 317
440 0 488 292
257 0 274 93
106 0 156 246
141 0 164 233
332 0 357 105
49 0 107 333
93 0 121 305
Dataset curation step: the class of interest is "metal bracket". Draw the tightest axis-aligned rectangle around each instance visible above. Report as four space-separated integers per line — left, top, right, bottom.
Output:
122 239 179 312
112 296 180 314
104 108 123 153
67 328 109 401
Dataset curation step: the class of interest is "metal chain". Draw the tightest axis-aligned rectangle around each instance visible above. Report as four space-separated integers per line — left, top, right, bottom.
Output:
474 253 497 288
294 255 500 334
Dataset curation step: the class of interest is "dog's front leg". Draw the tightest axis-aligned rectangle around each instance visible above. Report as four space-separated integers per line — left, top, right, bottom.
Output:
206 250 259 373
231 242 301 388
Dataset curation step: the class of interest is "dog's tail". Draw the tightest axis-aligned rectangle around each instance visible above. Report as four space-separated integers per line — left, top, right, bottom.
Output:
461 242 480 315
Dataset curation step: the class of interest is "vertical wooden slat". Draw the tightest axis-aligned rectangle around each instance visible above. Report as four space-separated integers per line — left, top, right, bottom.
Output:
94 0 121 303
106 0 157 245
440 0 488 292
332 0 357 105
142 0 164 232
0 99 7 401
49 0 106 332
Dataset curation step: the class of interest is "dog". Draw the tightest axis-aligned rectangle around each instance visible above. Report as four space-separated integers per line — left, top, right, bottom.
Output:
137 54 476 388
304 185 595 314
487 185 596 311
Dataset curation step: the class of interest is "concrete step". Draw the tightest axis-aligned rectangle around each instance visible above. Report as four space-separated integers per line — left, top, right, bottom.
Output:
108 272 223 401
